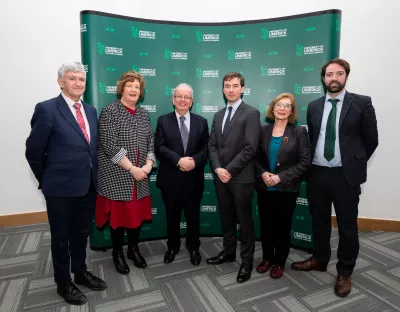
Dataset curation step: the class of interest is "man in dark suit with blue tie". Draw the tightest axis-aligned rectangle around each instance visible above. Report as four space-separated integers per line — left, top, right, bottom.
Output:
26 62 107 305
291 58 378 297
207 72 261 284
155 83 209 266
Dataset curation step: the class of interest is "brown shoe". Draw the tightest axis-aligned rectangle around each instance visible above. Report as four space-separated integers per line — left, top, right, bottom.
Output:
334 275 352 297
291 257 328 272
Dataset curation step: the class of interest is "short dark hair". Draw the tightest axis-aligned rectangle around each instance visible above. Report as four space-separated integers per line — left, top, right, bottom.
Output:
222 72 245 88
116 70 145 99
321 58 350 78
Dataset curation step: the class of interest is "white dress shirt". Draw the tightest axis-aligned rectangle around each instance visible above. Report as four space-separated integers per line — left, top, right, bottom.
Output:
61 92 91 139
222 99 242 131
175 110 191 132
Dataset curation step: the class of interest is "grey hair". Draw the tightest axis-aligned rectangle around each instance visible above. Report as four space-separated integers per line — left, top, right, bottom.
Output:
58 62 86 79
174 83 194 97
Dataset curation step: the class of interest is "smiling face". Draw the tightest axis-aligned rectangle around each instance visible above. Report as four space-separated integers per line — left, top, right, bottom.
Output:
173 85 193 116
223 77 244 105
121 79 141 105
57 71 86 102
323 63 348 95
273 97 293 121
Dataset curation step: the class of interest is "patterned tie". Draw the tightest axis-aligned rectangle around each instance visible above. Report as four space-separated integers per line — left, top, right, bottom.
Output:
324 98 339 161
73 103 90 143
179 116 189 153
223 106 233 135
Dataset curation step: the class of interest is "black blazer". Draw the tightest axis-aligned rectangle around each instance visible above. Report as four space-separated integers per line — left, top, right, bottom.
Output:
307 92 378 186
208 102 261 183
155 111 209 195
26 94 98 197
255 124 312 192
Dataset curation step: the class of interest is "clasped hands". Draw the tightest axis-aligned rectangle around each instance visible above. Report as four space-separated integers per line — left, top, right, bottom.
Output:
216 168 231 183
262 171 281 187
178 157 195 171
130 163 152 181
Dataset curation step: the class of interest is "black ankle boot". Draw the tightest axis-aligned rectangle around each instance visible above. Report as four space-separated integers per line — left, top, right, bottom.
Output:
112 248 130 274
127 245 147 268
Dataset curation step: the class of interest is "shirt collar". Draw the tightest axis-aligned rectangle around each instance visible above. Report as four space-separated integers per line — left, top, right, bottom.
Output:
175 110 190 121
227 98 242 111
326 89 346 104
61 92 82 109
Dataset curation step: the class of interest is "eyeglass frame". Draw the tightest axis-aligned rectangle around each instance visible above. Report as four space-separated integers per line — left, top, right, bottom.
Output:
173 95 193 101
274 102 293 110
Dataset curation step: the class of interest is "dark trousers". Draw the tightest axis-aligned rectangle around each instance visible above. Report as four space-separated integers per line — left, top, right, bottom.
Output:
257 189 298 266
161 190 201 252
109 226 142 250
308 165 360 276
45 182 96 284
215 179 255 264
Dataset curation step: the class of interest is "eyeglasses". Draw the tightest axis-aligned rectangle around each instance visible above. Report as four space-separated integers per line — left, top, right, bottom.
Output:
125 85 140 90
275 102 292 110
174 95 192 101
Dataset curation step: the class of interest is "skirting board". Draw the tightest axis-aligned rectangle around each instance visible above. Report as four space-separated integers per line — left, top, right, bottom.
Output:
0 212 399 232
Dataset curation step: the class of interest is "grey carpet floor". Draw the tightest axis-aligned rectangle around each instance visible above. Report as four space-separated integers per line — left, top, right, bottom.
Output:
1 223 400 311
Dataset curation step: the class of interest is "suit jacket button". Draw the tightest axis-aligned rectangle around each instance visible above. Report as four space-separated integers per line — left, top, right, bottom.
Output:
277 163 280 166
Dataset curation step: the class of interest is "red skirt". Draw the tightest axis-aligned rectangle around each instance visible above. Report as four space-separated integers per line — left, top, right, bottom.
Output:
96 184 152 230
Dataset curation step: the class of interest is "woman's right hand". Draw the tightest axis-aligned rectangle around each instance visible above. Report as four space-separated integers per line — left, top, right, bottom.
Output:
130 166 148 181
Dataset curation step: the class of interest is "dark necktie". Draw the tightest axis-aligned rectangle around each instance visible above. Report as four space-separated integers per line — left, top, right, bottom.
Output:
223 106 233 135
324 98 339 161
179 116 189 153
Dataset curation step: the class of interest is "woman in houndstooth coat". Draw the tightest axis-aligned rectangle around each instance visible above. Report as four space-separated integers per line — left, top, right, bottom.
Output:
96 70 156 275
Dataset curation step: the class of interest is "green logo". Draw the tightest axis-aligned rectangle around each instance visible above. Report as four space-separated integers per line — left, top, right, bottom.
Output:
228 50 235 60
196 68 203 79
132 26 139 38
145 89 149 93
99 82 106 94
260 66 268 77
202 89 212 94
195 103 202 113
172 34 181 39
305 26 316 32
258 103 267 113
142 225 152 231
304 67 314 72
97 42 105 54
201 222 210 228
106 67 116 72
336 19 341 32
294 84 302 95
132 64 140 72
196 31 203 42
261 28 269 39
139 52 148 56
203 53 212 59
266 88 277 93
164 49 172 60
164 85 173 96
296 44 304 56
300 106 307 111
103 227 110 241
268 51 278 56
104 27 115 32
236 34 244 39
171 71 180 75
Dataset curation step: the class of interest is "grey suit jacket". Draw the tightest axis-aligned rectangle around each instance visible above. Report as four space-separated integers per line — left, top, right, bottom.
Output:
307 92 378 186
208 101 261 183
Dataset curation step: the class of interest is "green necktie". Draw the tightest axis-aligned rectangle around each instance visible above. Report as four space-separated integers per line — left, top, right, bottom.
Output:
324 98 339 161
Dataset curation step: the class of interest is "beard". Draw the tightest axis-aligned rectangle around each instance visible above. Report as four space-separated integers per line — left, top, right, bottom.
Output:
325 80 346 93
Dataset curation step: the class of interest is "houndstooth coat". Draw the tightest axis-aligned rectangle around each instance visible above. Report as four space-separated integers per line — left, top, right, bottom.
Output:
97 99 156 201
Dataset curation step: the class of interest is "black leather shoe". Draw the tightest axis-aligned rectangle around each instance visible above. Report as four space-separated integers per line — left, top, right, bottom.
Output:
57 281 87 305
190 250 201 266
206 251 236 265
74 271 107 291
127 245 147 268
112 249 130 274
237 263 252 283
164 249 179 264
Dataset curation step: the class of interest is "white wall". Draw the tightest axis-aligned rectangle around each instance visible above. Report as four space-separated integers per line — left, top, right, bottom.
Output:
1 0 399 220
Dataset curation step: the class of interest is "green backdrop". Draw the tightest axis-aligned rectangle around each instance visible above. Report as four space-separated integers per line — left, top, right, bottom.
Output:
80 9 341 250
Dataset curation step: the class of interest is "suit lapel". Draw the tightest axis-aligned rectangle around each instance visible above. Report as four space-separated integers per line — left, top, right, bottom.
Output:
263 124 274 163
215 110 225 142
57 95 89 145
313 97 325 139
186 113 197 154
339 92 351 128
276 124 292 161
82 101 96 147
222 103 244 142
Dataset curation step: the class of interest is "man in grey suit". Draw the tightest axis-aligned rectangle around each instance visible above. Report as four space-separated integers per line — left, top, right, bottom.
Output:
207 72 261 283
291 58 378 297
